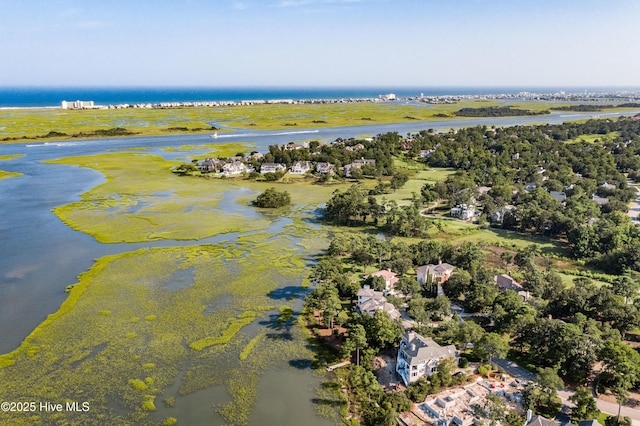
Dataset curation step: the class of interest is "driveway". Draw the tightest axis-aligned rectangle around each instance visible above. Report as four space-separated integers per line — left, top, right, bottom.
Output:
557 389 640 426
493 357 536 382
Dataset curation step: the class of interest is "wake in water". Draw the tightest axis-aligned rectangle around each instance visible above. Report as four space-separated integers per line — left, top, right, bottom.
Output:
215 129 319 139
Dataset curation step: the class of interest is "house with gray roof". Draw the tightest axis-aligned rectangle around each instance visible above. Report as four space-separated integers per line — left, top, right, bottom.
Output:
355 286 401 320
396 331 458 386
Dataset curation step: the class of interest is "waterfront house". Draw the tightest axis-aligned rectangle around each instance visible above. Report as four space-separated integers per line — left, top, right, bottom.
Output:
222 161 248 176
343 158 375 177
260 163 286 174
315 162 335 175
289 161 312 174
199 157 224 172
396 331 458 386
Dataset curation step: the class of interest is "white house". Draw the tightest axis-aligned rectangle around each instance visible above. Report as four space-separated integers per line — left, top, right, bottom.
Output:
260 163 286 174
396 331 458 386
451 204 475 220
222 161 248 175
289 161 312 174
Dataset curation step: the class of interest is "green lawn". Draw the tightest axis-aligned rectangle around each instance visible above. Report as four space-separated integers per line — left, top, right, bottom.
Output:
565 131 620 144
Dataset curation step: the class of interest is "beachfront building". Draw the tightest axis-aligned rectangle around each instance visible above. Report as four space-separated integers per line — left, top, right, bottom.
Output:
61 100 95 109
396 331 458 386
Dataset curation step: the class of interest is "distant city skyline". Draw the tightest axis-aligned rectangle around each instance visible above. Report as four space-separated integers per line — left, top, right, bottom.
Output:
1 0 639 87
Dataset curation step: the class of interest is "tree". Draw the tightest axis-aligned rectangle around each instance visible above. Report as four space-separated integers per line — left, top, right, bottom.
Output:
599 340 640 424
522 381 562 418
253 187 291 208
569 386 600 422
343 324 368 366
390 173 409 192
367 310 403 349
473 332 509 364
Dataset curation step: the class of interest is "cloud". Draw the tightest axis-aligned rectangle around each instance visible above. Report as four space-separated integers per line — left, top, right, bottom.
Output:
275 0 363 7
232 1 249 10
277 0 313 6
76 21 109 29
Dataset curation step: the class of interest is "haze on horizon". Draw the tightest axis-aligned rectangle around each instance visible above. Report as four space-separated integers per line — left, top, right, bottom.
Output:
1 0 639 88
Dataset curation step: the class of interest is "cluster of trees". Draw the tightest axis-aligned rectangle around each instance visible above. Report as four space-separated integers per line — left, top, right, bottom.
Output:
248 132 401 179
407 118 640 274
454 106 549 117
551 103 640 112
324 185 429 237
252 187 291 208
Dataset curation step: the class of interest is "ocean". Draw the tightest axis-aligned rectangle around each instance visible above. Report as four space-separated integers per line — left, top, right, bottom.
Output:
1 86 638 108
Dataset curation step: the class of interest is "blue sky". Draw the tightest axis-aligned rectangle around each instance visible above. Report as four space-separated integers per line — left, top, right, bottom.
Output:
1 0 639 87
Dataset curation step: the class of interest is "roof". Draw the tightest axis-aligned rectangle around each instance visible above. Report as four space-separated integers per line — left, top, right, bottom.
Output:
357 286 384 300
370 269 397 280
495 274 524 291
417 263 455 277
578 421 602 426
358 299 401 320
401 331 457 362
528 415 561 426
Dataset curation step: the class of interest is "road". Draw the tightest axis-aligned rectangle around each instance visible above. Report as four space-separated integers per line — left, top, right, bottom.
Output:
494 358 640 425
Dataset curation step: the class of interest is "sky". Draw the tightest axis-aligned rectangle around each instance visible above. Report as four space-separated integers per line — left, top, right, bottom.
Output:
1 0 639 87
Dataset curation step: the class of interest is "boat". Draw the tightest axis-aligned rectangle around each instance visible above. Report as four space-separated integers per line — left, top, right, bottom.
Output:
211 132 218 139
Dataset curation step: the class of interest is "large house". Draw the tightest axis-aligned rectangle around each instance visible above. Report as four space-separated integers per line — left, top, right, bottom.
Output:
396 331 458 386
368 269 399 292
289 161 312 174
260 163 286 174
416 262 455 285
199 157 224 172
315 162 335 174
356 285 401 320
343 158 376 177
450 204 475 220
222 161 249 175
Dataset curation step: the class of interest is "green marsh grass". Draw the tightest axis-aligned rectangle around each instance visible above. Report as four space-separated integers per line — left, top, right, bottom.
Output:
0 100 540 143
0 170 22 180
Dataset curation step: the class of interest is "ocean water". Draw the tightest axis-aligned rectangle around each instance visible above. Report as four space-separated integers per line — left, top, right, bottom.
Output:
1 86 638 108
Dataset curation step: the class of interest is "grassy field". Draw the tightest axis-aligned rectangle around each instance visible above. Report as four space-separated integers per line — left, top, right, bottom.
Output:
0 234 327 425
0 99 538 143
0 142 345 424
565 131 620 144
0 170 22 180
376 165 456 206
